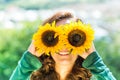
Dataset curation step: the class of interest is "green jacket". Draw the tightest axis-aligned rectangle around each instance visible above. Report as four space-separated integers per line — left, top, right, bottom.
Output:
9 51 116 80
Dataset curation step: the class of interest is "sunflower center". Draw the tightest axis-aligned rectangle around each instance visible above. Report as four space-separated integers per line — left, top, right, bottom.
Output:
68 29 86 47
42 30 58 47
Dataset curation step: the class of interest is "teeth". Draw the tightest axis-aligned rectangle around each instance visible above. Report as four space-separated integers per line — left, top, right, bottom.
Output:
59 52 69 55
61 54 67 55
60 52 68 54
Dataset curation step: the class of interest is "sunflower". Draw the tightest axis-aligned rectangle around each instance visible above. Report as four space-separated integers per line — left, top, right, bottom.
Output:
63 21 94 55
32 22 64 55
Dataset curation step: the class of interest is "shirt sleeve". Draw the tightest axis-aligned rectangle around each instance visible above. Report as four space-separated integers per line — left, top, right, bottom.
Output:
82 51 116 80
9 51 42 80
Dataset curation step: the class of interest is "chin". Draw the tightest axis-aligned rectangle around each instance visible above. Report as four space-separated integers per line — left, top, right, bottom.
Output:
58 60 75 65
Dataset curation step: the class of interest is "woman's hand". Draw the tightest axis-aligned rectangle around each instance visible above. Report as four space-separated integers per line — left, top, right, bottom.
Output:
80 43 96 59
28 41 43 57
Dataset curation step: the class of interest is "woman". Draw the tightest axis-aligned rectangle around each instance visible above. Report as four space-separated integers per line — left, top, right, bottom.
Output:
10 11 116 80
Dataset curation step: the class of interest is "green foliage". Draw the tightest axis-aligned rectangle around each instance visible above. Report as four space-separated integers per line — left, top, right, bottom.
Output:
95 35 120 80
0 0 108 10
0 20 41 80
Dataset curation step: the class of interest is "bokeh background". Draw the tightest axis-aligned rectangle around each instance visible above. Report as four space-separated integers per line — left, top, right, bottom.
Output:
0 0 120 80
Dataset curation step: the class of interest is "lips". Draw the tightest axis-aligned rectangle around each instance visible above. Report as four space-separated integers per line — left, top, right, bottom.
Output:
57 53 70 56
57 50 70 56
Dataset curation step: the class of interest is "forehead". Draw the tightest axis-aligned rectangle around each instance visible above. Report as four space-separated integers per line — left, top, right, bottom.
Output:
56 18 76 26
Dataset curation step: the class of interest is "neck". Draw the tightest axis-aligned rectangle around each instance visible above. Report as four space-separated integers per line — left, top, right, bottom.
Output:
55 63 74 80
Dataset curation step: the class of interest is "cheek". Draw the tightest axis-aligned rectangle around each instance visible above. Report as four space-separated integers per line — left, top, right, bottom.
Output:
72 55 78 63
51 53 59 62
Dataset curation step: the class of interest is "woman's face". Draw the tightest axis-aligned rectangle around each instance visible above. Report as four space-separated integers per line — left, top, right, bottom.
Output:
51 18 78 65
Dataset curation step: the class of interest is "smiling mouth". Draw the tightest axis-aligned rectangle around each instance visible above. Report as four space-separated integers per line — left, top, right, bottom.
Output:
57 49 72 56
58 53 69 56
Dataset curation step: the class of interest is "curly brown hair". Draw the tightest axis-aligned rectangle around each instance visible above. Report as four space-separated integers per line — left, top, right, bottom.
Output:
30 11 92 80
30 54 92 80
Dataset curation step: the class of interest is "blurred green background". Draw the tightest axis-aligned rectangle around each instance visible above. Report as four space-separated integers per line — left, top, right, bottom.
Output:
0 0 120 80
